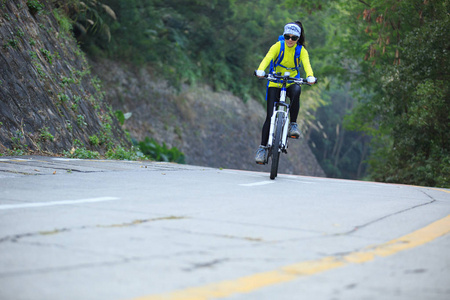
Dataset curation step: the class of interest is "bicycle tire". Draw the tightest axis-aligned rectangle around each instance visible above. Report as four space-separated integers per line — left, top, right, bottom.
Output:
270 113 283 180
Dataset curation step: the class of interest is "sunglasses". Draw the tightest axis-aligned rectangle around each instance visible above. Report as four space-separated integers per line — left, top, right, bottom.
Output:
284 34 299 41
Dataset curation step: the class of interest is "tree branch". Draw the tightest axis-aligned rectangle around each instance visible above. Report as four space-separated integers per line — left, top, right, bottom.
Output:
357 0 371 7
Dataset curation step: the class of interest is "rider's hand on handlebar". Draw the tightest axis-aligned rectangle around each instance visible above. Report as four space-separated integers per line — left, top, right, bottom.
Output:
255 70 265 78
307 76 317 84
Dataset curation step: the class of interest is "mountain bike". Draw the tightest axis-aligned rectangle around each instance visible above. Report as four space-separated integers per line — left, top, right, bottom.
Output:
257 72 316 180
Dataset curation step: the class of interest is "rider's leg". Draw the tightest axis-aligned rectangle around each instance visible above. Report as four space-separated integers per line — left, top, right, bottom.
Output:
256 87 279 164
260 87 279 146
287 84 301 122
287 84 302 138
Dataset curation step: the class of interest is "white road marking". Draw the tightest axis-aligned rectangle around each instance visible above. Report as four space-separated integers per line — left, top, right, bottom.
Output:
222 170 318 184
281 178 316 184
239 181 275 187
0 159 29 161
52 158 81 161
0 197 120 210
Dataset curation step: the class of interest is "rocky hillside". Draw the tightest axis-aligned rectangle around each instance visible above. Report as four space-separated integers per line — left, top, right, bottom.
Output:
0 0 325 177
0 0 129 155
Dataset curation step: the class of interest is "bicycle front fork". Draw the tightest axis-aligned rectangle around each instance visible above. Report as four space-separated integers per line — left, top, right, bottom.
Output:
267 109 289 150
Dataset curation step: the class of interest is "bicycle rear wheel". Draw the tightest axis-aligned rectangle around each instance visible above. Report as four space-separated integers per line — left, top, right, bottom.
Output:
270 114 283 180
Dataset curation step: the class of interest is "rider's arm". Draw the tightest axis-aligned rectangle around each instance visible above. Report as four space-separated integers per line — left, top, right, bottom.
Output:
256 42 281 72
300 47 314 78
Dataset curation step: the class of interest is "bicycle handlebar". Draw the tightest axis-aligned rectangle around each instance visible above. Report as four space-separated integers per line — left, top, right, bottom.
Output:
254 72 317 86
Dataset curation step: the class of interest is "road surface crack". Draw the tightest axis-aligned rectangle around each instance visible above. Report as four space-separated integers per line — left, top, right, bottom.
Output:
183 258 229 272
0 216 187 244
342 191 436 235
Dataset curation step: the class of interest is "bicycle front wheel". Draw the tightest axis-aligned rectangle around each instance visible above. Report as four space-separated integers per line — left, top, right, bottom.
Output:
270 114 283 180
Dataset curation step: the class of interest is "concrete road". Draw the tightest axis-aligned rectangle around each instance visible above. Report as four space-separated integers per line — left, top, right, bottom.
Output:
0 156 449 300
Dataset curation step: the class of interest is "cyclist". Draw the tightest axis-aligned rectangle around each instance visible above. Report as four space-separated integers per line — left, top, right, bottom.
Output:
254 21 316 164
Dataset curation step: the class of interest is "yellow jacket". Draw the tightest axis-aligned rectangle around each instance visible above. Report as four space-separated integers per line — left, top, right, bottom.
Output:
257 42 314 88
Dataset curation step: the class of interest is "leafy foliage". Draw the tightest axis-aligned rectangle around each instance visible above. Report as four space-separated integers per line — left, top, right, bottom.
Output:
114 110 125 125
366 16 450 187
63 138 101 159
105 146 141 160
284 0 449 187
53 0 116 42
53 0 315 100
332 0 449 187
138 137 185 164
27 0 45 15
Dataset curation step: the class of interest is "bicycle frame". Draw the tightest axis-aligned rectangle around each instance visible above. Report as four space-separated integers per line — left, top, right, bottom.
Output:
267 81 290 154
255 71 315 179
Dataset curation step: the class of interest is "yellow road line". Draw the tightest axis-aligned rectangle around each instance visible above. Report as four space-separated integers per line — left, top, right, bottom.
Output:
133 214 450 300
427 187 450 194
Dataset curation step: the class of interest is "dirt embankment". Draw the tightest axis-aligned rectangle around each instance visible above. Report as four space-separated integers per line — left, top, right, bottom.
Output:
90 59 325 176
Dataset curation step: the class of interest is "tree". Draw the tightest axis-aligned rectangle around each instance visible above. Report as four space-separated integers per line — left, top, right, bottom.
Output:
282 0 371 180
284 0 449 186
343 0 450 187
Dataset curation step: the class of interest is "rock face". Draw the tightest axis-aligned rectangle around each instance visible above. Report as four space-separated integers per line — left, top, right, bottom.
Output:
0 0 129 155
0 0 325 177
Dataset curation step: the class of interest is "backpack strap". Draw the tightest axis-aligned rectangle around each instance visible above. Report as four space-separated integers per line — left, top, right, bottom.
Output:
269 37 285 74
265 37 302 99
277 44 302 77
266 37 286 100
274 36 285 67
294 45 302 78
272 36 302 74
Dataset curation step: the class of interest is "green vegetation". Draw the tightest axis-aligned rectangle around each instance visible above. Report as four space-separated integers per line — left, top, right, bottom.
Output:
76 114 87 127
10 130 28 155
57 93 69 103
66 120 73 132
279 0 449 187
61 136 184 163
52 8 72 33
54 0 303 100
39 127 54 142
98 122 113 146
64 148 101 159
89 135 100 146
6 38 19 49
63 139 99 159
16 28 24 37
27 0 45 15
106 146 140 160
114 110 125 126
29 50 46 78
61 76 76 86
40 48 53 64
29 50 38 60
344 0 448 187
73 95 82 103
138 137 185 164
361 13 449 187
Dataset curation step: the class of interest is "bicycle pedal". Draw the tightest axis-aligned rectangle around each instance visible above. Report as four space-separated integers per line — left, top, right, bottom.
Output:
289 135 299 139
